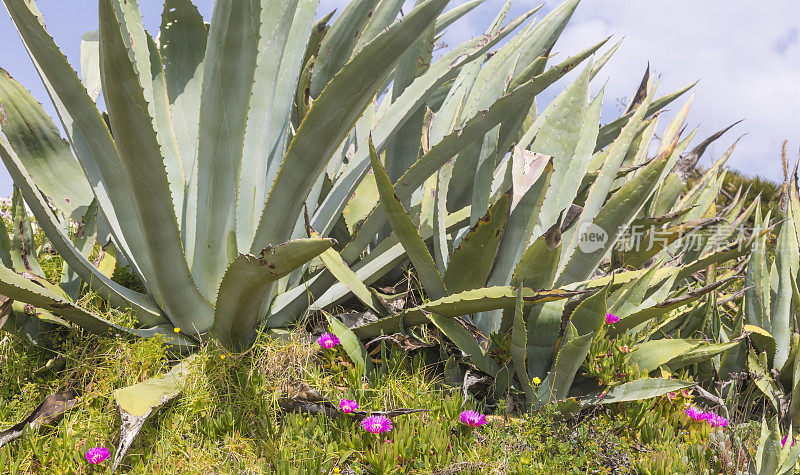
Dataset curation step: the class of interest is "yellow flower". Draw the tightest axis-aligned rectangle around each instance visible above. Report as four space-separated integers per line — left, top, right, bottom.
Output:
220 354 226 360
173 327 181 333
532 377 541 385
333 468 341 473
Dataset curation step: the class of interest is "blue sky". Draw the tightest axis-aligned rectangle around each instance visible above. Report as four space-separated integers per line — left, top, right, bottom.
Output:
0 0 798 195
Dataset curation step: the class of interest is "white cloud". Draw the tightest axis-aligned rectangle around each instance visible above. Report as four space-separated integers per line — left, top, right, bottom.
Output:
440 0 800 180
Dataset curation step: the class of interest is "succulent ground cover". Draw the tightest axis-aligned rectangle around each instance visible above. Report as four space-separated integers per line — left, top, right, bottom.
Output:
0 323 769 474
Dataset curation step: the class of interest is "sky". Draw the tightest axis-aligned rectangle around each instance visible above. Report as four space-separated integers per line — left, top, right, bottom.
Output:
0 0 797 195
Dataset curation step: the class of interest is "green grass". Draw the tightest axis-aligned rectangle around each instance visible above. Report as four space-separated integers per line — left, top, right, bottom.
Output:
0 318 761 474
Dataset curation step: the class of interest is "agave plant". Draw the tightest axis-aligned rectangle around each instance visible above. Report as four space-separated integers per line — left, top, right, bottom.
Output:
1 0 770 463
753 414 800 475
0 0 565 347
332 43 763 401
724 150 800 426
0 0 645 346
0 0 764 418
0 0 748 387
644 147 800 472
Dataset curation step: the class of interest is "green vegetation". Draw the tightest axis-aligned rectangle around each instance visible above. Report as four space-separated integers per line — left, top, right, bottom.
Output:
0 326 767 474
0 0 797 472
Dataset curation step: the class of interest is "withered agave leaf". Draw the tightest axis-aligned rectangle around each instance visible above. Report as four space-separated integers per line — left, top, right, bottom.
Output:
353 286 583 340
112 356 196 472
350 408 428 419
630 206 696 227
0 294 14 329
365 333 435 352
278 399 340 417
278 381 427 419
285 381 325 403
0 390 77 447
462 368 492 403
624 63 649 114
675 120 742 183
278 381 338 416
335 311 380 329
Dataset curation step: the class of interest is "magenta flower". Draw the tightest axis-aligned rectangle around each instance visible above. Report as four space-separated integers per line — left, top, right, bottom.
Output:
604 313 619 325
317 332 340 349
85 447 110 464
704 413 729 428
684 406 729 428
684 406 704 420
459 410 487 428
339 399 359 414
360 415 392 434
783 434 796 447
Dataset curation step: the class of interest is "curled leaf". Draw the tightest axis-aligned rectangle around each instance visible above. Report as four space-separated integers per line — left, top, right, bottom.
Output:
365 333 435 352
0 390 77 447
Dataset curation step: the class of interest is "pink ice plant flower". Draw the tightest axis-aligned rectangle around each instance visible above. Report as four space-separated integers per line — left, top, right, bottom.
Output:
604 313 620 325
704 412 729 428
684 406 704 420
85 447 110 464
316 332 340 349
361 415 392 434
783 434 796 447
339 399 359 414
459 410 487 428
684 406 729 428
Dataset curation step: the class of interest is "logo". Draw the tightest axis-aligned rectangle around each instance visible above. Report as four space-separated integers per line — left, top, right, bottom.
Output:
578 222 607 254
